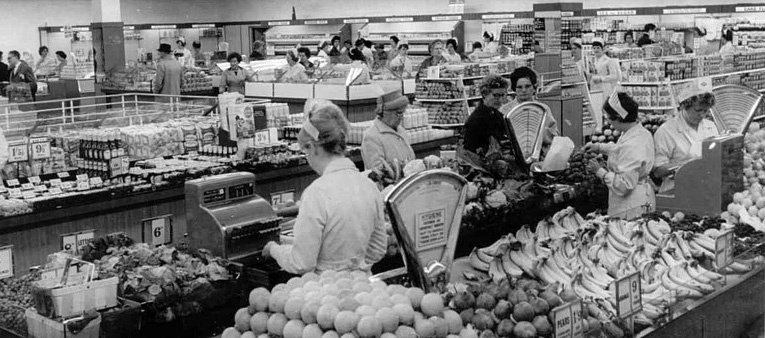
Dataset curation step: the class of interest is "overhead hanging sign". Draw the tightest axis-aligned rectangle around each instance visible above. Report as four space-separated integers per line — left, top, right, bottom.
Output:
268 21 291 26
596 10 636 16
561 11 575 17
386 17 414 22
736 6 765 12
482 14 515 20
432 15 461 21
344 18 369 24
305 20 328 25
151 25 177 29
123 26 135 30
663 8 706 14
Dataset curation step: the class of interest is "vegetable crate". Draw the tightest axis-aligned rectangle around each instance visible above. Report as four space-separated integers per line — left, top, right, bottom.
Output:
25 309 100 338
31 259 119 318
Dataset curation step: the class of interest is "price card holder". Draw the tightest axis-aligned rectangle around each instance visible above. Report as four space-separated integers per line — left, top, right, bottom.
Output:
90 177 104 187
290 114 304 126
142 215 173 247
271 190 295 205
76 181 91 191
6 179 20 187
553 299 584 338
57 172 70 179
49 187 63 195
254 130 270 145
30 139 51 160
7 140 28 163
61 233 78 254
76 230 95 250
0 245 14 279
8 189 22 199
715 230 735 283
22 191 36 199
61 181 75 190
50 178 62 187
28 176 41 185
20 183 34 191
614 271 642 336
427 66 440 79
76 174 89 182
34 185 47 192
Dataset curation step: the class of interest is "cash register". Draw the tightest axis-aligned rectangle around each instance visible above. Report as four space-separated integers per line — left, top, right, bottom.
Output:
185 172 287 285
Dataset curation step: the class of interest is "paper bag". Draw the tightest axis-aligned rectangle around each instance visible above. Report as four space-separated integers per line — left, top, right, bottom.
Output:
541 136 574 172
218 92 245 132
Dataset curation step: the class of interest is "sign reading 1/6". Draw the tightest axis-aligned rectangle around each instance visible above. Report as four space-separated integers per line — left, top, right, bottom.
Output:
715 230 735 270
553 299 583 338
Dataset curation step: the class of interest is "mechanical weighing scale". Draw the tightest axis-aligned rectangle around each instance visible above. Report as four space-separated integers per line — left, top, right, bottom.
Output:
371 170 468 292
657 84 761 216
185 172 289 286
505 101 554 166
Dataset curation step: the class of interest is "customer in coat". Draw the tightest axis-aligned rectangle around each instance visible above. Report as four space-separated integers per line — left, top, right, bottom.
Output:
584 91 655 219
7 50 38 101
263 99 388 274
652 79 719 193
219 52 247 94
361 89 415 170
153 44 184 95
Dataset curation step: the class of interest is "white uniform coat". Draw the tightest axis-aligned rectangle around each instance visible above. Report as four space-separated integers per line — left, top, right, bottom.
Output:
653 114 719 193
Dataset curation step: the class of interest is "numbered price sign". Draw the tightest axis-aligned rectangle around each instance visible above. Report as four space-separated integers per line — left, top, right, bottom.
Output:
715 230 735 270
142 215 173 247
254 130 270 145
30 138 51 160
0 246 13 279
553 299 584 338
614 271 643 318
271 190 295 205
7 141 28 163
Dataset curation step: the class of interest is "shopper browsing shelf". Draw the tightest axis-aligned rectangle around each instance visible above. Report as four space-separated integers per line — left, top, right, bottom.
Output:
373 43 388 70
468 42 485 62
463 75 526 173
361 89 415 169
153 44 184 95
652 79 718 193
500 66 558 155
316 40 332 67
7 50 38 101
250 41 266 61
363 39 375 65
297 47 316 76
276 50 309 83
584 91 655 219
263 100 388 274
483 31 499 56
349 39 368 63
637 24 656 47
416 40 445 80
589 38 621 96
192 41 205 65
389 43 413 76
54 51 67 75
388 36 400 62
219 52 247 94
624 32 636 47
442 38 464 64
34 46 57 76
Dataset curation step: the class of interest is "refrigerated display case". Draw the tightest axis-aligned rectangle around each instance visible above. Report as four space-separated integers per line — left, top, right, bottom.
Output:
264 24 351 56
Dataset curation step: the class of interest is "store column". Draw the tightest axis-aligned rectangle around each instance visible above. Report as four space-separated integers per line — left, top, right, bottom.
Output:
90 0 125 81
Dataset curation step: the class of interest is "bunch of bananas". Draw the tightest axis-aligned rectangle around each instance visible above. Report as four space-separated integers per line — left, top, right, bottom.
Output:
468 207 757 328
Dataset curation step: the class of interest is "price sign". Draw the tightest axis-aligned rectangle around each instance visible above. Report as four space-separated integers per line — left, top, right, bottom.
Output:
7 142 28 163
61 181 75 190
142 215 173 247
271 190 295 205
28 176 41 185
57 172 70 179
614 271 642 318
20 183 34 191
0 246 13 279
76 174 89 182
715 230 735 270
90 177 103 187
427 66 440 79
553 299 584 338
49 187 63 195
61 233 78 253
30 139 51 159
50 178 62 187
76 230 95 250
76 181 91 191
6 179 20 187
254 130 270 145
8 189 22 199
22 191 36 199
33 185 47 192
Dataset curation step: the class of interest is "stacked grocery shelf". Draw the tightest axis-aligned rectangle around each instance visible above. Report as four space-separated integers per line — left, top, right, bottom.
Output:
415 78 471 127
726 22 765 49
264 24 351 56
360 21 464 58
500 23 535 55
346 106 454 145
561 18 583 50
561 51 596 135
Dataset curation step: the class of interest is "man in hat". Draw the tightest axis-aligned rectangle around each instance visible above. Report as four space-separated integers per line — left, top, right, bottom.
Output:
652 78 718 193
153 43 184 95
361 89 415 169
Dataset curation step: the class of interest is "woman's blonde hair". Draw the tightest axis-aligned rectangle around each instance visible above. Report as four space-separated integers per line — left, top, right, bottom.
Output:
298 99 350 155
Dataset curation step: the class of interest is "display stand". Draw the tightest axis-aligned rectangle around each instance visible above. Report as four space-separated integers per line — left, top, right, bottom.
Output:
371 170 467 292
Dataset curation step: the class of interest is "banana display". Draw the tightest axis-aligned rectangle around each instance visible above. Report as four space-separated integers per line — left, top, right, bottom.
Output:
468 207 762 330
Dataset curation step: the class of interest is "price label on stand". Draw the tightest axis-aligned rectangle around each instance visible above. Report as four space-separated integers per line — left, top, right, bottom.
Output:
20 183 34 191
614 271 642 318
49 187 63 195
76 181 91 191
271 190 295 205
34 185 47 192
57 172 70 179
22 191 36 200
76 174 89 182
7 142 27 163
61 233 78 253
290 114 304 126
28 176 41 185
553 299 584 338
6 179 20 187
8 189 22 199
254 130 270 145
715 230 735 270
76 230 95 249
142 215 173 247
50 179 62 187
0 246 14 279
30 139 51 159
90 177 103 187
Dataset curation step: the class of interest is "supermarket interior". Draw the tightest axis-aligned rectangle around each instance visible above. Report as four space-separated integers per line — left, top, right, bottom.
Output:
1 0 765 337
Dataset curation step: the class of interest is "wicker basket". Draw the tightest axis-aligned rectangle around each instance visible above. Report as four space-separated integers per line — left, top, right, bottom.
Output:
31 259 118 318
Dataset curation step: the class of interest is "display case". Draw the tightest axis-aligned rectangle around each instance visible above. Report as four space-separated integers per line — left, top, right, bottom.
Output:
359 21 464 55
264 24 351 56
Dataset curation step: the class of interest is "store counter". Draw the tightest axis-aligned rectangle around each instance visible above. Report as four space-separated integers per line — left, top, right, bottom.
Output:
0 137 455 276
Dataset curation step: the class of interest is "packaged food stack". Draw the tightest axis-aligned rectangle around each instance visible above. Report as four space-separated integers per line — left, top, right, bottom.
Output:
59 61 94 79
621 61 665 82
76 129 130 180
244 142 299 165
416 80 463 99
501 24 534 54
346 120 374 145
664 58 695 81
401 105 429 130
181 72 213 92
561 19 583 50
421 101 468 125
622 85 673 108
120 125 184 161
731 49 765 71
262 103 290 128
199 144 238 157
696 55 723 77
463 64 483 77
607 47 644 60
495 60 518 74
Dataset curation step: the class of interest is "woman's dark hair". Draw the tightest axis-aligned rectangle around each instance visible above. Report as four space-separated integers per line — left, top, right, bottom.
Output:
723 29 733 42
227 52 242 63
318 40 329 52
364 40 373 48
390 36 399 44
446 38 458 49
603 92 640 123
624 32 633 39
479 74 509 97
472 42 483 49
287 50 300 62
679 93 716 112
509 67 538 91
398 44 409 50
55 51 67 59
38 46 48 55
483 31 494 41
253 41 264 50
343 40 352 46
297 47 311 57
192 41 201 48
644 23 657 32
331 36 341 44
355 39 365 47
349 49 365 62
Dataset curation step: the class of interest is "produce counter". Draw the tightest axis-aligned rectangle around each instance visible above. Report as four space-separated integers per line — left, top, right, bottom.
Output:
0 137 455 277
100 88 218 97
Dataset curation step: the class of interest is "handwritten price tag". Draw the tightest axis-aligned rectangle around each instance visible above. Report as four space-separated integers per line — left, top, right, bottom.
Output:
254 130 270 145
0 246 13 279
76 174 89 182
715 230 735 270
22 191 36 199
6 179 20 187
8 189 22 199
90 177 103 187
28 176 41 185
7 143 27 163
30 140 51 160
76 230 95 249
49 187 63 195
57 172 70 179
614 271 642 318
142 215 173 247
50 179 62 187
20 183 34 191
76 181 91 191
553 299 583 338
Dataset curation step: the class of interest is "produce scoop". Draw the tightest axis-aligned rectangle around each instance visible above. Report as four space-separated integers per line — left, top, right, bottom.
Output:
656 134 744 217
184 172 282 265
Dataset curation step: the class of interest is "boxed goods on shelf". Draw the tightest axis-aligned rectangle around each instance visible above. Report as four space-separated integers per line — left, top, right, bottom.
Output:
415 80 463 100
621 61 665 82
420 101 467 125
622 85 673 108
181 72 213 93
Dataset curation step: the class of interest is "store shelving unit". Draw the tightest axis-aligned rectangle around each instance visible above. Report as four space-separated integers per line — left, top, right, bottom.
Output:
359 21 464 56
415 77 471 127
264 24 351 56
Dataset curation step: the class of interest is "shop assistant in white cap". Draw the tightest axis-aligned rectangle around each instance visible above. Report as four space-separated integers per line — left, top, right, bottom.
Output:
584 90 656 219
361 89 415 170
652 77 719 193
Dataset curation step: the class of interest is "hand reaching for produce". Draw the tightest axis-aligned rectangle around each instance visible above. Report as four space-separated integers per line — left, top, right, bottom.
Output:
586 158 603 175
262 241 276 258
582 142 599 154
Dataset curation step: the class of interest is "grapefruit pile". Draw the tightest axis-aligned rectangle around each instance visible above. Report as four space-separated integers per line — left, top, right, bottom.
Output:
221 270 476 338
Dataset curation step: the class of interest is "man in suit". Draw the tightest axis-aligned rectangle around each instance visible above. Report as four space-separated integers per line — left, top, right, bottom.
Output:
7 50 37 101
0 52 9 82
153 44 183 95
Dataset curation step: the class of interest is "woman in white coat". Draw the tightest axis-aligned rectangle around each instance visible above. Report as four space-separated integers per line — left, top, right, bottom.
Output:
585 91 655 219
